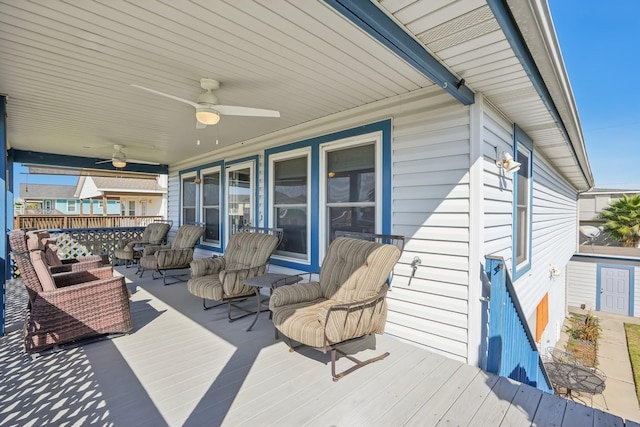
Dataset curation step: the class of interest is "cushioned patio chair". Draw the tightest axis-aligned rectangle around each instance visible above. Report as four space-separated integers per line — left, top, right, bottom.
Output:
114 220 172 267
269 235 402 381
27 229 104 274
139 223 205 284
187 227 283 318
9 229 132 353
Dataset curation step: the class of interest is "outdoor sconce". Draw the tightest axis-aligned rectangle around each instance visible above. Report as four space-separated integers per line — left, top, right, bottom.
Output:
550 265 561 277
496 151 521 173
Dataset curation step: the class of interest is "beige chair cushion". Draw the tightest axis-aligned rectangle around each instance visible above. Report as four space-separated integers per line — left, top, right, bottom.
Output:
171 224 205 249
29 249 57 292
270 237 400 348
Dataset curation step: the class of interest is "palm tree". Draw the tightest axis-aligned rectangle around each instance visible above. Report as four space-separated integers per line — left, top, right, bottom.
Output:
600 194 640 247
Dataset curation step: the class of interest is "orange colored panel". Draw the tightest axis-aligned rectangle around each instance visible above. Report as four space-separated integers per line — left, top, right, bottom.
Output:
536 293 549 342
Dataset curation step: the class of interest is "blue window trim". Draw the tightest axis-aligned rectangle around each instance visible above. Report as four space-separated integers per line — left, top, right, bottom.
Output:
512 124 533 281
596 264 635 315
180 160 225 253
264 119 392 272
195 161 224 253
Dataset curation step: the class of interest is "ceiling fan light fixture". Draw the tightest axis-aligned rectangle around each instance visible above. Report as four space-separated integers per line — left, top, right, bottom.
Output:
112 152 127 168
196 106 220 125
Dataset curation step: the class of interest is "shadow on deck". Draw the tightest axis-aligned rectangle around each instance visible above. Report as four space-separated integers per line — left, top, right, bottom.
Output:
1 267 638 426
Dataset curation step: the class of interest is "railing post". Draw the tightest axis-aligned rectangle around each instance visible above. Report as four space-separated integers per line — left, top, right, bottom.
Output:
486 257 506 375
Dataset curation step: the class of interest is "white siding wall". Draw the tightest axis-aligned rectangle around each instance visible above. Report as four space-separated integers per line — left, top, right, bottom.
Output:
567 259 597 311
481 101 578 351
387 97 471 363
163 86 580 364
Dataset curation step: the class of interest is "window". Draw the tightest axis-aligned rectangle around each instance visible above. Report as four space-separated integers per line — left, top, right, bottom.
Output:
67 200 76 212
182 173 197 225
512 125 533 278
44 200 52 211
201 167 221 245
271 151 309 259
324 142 376 247
226 161 254 240
128 200 136 216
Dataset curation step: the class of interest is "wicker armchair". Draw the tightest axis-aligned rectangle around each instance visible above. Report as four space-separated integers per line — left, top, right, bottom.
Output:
114 220 172 267
27 229 104 274
187 227 283 317
269 235 402 381
139 223 205 284
9 229 132 353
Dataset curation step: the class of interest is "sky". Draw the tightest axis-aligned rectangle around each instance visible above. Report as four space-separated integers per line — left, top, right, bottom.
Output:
12 2 640 196
548 0 640 189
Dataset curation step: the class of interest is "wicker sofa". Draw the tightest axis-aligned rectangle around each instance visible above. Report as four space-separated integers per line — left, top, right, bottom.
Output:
30 229 104 274
9 229 132 353
269 236 401 381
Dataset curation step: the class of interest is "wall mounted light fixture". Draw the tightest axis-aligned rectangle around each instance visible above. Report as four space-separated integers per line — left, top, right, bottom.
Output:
496 151 521 173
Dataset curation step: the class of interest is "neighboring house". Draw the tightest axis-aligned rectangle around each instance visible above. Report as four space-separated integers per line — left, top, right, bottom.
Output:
19 184 83 215
568 189 640 318
74 175 167 217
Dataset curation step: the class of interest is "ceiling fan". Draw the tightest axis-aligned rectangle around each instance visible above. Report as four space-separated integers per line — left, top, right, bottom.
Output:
96 145 159 169
131 78 280 129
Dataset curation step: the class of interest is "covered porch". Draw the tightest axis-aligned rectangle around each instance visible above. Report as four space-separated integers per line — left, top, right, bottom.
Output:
1 266 628 426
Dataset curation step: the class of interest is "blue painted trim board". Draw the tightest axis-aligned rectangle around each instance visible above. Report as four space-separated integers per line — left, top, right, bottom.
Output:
10 149 168 175
324 0 474 106
512 124 533 281
1 96 7 336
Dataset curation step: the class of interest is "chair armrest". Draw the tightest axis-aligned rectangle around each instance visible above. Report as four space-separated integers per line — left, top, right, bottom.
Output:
190 257 225 277
50 258 103 274
220 264 267 296
53 267 114 287
124 240 150 251
269 281 323 309
319 287 388 344
142 244 168 256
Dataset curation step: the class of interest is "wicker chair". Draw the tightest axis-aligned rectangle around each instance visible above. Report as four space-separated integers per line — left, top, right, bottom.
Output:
187 227 283 317
139 223 205 284
269 235 402 381
9 229 132 353
27 229 104 274
114 220 172 267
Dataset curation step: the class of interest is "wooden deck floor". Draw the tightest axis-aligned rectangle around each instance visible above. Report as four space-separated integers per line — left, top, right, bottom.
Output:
2 266 638 427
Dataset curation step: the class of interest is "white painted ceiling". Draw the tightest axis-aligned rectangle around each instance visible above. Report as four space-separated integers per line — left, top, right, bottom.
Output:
0 0 592 188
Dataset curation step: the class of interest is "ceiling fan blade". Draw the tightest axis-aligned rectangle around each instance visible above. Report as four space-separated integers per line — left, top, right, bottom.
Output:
214 104 280 118
131 84 199 108
95 159 111 164
127 158 161 165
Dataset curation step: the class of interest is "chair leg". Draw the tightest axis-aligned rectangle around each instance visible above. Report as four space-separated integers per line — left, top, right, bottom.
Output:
330 346 390 382
203 299 226 311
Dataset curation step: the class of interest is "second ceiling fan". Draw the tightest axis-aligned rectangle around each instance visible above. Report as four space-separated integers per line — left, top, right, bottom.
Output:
131 78 280 128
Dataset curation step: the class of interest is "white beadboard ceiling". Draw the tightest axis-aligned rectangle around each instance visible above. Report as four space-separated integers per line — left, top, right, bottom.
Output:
0 0 592 189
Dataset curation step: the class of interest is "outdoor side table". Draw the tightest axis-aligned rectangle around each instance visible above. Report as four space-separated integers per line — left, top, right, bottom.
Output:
243 273 302 333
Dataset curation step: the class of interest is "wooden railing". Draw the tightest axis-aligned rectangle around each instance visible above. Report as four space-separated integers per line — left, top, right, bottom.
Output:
485 256 553 393
14 215 163 230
